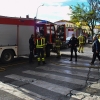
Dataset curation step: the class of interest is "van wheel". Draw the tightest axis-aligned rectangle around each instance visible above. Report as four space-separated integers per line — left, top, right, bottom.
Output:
1 50 14 63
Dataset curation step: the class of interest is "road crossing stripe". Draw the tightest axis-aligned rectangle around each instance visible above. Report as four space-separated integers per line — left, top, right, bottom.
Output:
5 74 71 95
60 56 100 66
36 66 99 79
19 87 52 100
49 63 100 73
57 61 99 67
60 58 91 62
0 82 42 100
5 74 90 98
23 70 87 85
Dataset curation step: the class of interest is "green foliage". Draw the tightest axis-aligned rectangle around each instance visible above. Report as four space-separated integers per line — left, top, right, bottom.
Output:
70 2 98 36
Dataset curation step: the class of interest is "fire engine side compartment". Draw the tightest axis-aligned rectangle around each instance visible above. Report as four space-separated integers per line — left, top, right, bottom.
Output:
0 24 34 57
0 24 17 56
18 25 34 56
0 24 17 46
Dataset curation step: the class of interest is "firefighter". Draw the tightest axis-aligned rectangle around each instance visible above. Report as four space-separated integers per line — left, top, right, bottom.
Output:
36 34 46 65
29 34 35 63
41 35 46 57
78 34 85 53
55 36 61 58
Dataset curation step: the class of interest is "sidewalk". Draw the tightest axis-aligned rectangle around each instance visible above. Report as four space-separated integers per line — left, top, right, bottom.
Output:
60 44 93 59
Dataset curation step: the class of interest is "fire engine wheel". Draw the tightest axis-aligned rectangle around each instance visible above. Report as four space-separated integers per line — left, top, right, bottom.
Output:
1 50 14 63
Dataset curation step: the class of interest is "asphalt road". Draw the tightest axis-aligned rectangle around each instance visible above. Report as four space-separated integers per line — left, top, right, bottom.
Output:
0 44 100 100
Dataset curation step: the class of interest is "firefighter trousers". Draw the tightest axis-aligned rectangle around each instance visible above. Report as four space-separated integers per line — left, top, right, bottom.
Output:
37 48 45 64
78 43 84 53
56 47 60 58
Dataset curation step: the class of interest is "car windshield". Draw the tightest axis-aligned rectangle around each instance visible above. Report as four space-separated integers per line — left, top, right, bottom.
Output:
66 37 71 40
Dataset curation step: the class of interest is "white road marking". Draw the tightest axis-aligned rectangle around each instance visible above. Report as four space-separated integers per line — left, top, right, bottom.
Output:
0 82 43 100
36 67 99 79
49 63 100 72
23 70 86 85
5 74 90 97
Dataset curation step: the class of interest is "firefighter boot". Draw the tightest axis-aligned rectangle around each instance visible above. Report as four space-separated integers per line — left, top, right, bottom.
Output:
42 58 46 65
56 49 60 58
37 57 41 66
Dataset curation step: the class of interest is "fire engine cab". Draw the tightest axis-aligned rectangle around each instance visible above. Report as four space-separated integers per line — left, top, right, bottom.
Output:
35 23 56 57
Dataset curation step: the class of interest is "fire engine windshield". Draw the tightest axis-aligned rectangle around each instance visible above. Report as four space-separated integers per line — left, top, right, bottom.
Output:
47 26 55 34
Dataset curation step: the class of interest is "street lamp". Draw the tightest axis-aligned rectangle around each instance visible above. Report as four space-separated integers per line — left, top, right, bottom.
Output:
35 4 44 19
34 4 44 38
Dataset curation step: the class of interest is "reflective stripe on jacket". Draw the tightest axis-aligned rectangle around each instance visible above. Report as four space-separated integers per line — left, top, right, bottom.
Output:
36 38 43 48
42 37 46 46
55 39 61 47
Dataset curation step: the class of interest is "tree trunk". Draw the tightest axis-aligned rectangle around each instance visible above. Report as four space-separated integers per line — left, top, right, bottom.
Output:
91 28 94 37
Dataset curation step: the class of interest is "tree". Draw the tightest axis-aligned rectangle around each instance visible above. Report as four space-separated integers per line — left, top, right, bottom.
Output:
70 2 98 37
87 0 100 22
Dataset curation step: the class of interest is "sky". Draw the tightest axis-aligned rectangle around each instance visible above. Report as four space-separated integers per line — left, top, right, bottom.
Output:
0 0 88 22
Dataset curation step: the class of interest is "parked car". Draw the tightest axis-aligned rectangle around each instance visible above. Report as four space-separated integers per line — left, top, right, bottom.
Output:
66 36 71 48
87 36 92 43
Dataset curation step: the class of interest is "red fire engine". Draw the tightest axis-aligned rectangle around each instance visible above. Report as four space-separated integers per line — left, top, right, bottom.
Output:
0 16 67 63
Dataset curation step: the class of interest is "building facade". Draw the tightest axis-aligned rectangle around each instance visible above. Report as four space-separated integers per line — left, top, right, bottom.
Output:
54 20 75 28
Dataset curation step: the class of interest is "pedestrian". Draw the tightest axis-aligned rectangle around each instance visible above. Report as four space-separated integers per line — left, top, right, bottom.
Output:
69 34 78 62
90 35 100 65
55 36 61 58
78 34 85 53
97 35 100 42
29 34 35 63
36 34 46 65
40 27 46 57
